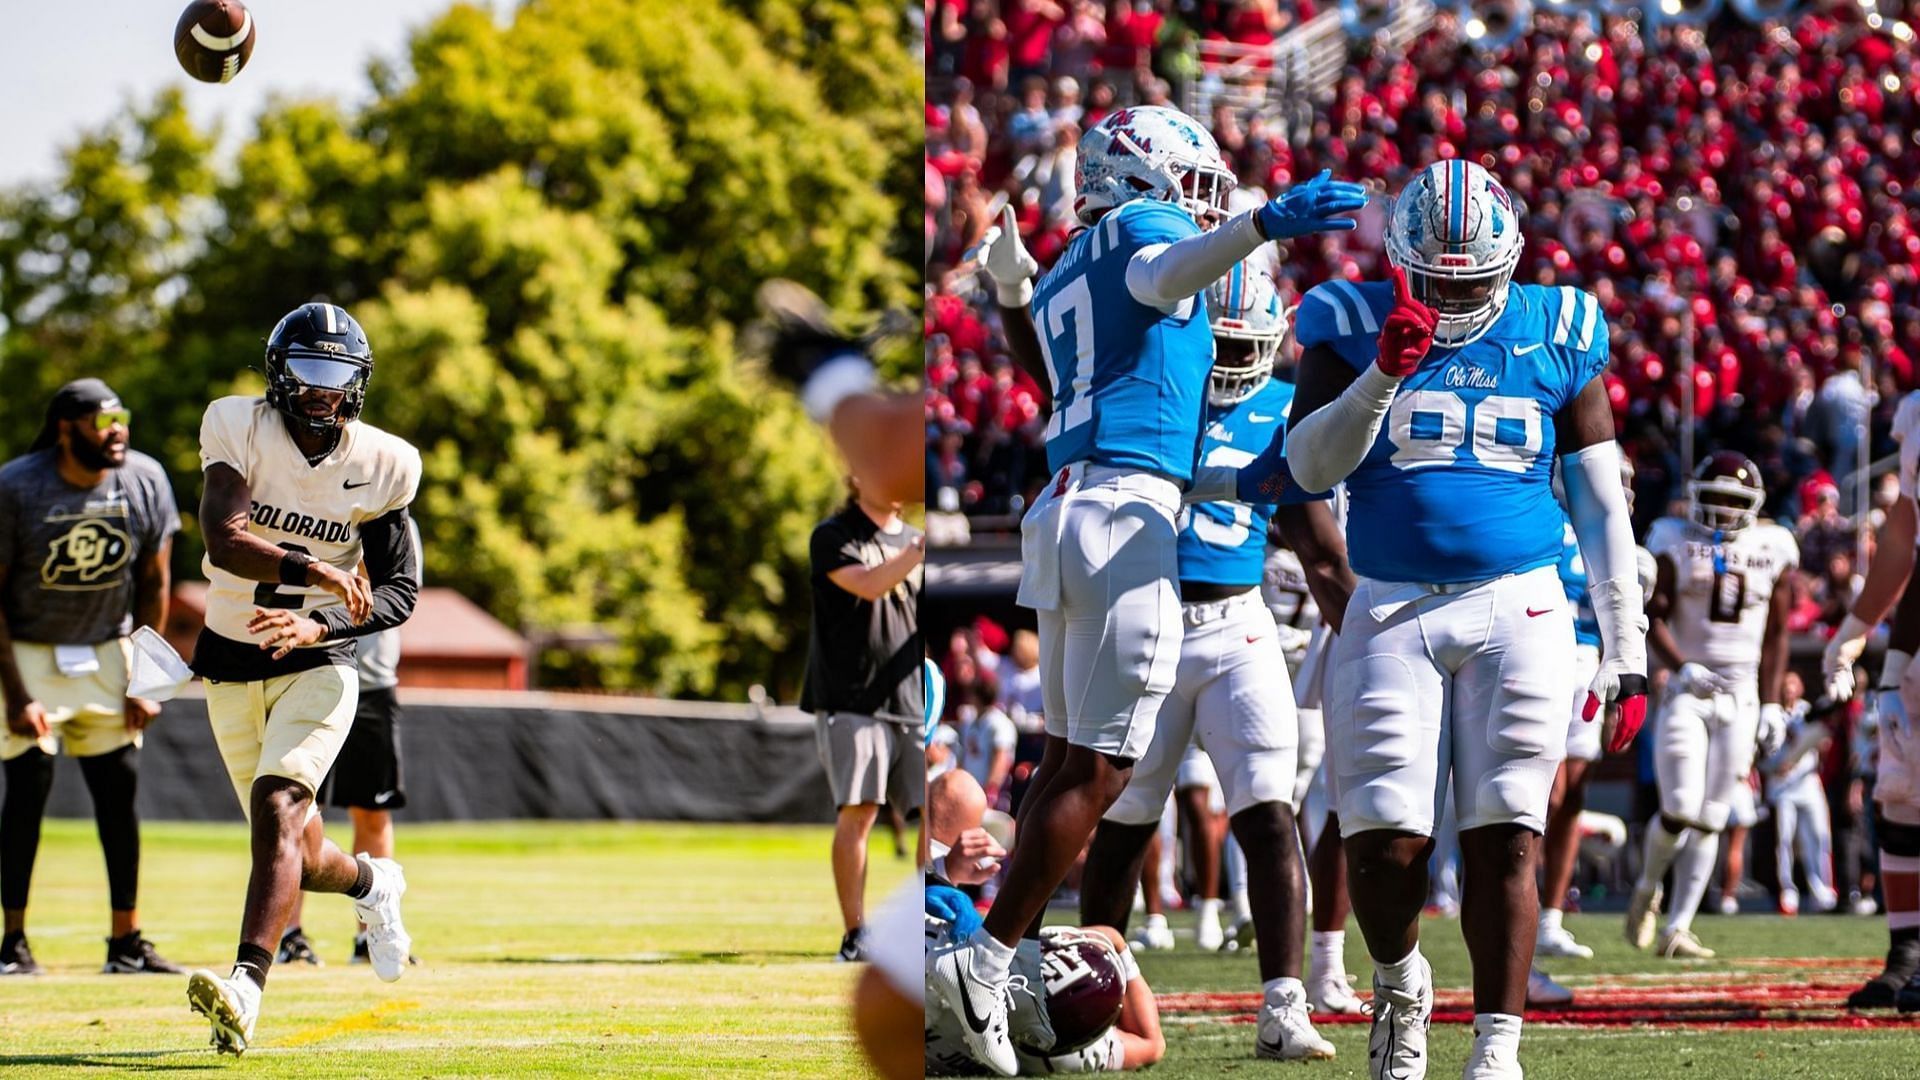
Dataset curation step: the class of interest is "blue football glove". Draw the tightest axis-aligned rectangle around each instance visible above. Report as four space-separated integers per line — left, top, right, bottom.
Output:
1258 169 1370 240
926 884 983 940
1234 441 1325 506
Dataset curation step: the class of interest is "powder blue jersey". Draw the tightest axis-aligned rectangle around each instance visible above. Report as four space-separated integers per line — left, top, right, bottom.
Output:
1293 281 1609 584
1030 200 1215 482
1176 379 1295 587
1558 516 1602 647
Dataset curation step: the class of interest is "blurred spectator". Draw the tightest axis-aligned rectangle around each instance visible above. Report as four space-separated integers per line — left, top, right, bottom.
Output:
957 674 1017 809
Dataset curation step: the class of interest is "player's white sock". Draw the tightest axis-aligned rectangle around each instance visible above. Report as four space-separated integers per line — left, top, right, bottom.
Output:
1539 907 1564 933
968 928 1016 984
1311 930 1347 979
1225 834 1248 906
1263 975 1308 1005
1375 944 1427 1002
1665 830 1720 935
1639 818 1686 888
1232 890 1252 923
1471 1012 1523 1059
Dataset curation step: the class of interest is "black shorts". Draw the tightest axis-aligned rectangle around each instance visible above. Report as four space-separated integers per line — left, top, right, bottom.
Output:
320 686 406 811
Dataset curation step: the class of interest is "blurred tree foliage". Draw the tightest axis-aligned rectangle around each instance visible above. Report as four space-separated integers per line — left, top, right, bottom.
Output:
0 0 921 697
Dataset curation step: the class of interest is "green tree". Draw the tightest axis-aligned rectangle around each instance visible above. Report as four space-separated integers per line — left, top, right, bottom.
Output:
0 0 916 697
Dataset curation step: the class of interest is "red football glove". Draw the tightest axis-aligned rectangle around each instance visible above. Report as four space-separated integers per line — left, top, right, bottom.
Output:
1583 673 1649 754
1377 265 1437 377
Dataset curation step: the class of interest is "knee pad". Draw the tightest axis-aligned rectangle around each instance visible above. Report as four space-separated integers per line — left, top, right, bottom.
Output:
1879 813 1920 858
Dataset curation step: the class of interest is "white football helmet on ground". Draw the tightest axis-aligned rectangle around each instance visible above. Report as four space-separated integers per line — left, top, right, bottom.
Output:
1206 261 1288 406
1074 105 1236 226
1384 160 1523 346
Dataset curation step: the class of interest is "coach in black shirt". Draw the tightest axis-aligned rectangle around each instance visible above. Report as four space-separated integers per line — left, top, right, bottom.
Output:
802 481 924 963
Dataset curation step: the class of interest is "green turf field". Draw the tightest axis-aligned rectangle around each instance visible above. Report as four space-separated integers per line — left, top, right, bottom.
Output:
1131 906 1918 1079
0 819 911 1077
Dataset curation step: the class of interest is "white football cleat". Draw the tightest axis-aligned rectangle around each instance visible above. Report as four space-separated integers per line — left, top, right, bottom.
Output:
1463 1032 1525 1079
1309 971 1372 1016
1624 884 1662 951
1534 922 1593 960
927 938 1019 1076
1716 893 1740 916
351 854 412 982
187 968 260 1056
1194 902 1225 952
1367 955 1431 1080
1526 967 1573 1007
1657 926 1715 960
1129 913 1175 952
1778 886 1800 916
1257 983 1336 1061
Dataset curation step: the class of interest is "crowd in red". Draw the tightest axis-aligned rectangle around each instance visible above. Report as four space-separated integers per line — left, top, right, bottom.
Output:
925 0 1920 550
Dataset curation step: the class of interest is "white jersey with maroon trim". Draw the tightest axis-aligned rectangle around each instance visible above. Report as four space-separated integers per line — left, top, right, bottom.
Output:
1646 515 1798 685
197 396 421 649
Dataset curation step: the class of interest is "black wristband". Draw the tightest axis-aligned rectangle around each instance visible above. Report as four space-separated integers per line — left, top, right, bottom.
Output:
279 551 314 587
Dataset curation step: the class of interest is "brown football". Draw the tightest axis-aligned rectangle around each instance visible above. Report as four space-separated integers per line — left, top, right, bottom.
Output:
174 0 256 84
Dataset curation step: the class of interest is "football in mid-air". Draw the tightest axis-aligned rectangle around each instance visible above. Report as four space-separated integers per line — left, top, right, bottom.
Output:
174 0 256 84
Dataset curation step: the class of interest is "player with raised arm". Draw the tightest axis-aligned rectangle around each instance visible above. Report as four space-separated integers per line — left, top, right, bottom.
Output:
1282 160 1647 1080
1827 390 1920 1009
931 108 1366 1076
184 303 421 1055
1622 453 1796 961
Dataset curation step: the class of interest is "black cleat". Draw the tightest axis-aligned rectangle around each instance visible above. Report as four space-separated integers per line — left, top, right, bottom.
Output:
1899 975 1920 1015
103 930 183 974
1850 976 1902 1009
1 932 42 975
277 926 323 966
836 927 868 963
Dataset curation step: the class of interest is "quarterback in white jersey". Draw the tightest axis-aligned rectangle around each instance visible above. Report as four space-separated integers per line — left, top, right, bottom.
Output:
184 303 421 1055
1625 452 1796 961
1825 390 1920 1009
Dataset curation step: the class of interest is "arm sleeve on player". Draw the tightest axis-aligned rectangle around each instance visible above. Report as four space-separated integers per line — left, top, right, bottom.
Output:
1282 364 1403 493
1564 440 1647 676
198 398 251 475
312 507 420 641
1124 210 1266 309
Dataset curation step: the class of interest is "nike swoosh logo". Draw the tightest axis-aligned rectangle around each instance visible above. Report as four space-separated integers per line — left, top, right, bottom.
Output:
954 958 994 1035
343 480 372 490
1513 342 1544 356
1249 413 1276 423
1527 607 1553 617
1246 635 1262 644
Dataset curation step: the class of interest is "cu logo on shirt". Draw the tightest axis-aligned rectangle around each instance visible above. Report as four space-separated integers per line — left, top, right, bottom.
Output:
40 519 132 588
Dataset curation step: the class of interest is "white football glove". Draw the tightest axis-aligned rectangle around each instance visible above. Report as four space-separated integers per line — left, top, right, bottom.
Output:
1674 661 1726 699
970 203 1039 308
1824 614 1873 702
1756 702 1788 759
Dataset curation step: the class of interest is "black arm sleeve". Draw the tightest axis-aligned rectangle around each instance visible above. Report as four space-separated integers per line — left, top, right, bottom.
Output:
313 508 421 640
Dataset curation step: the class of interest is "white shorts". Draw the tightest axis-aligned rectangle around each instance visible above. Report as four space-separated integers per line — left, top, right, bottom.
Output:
1174 742 1226 813
1106 590 1299 824
1296 706 1325 808
1329 565 1572 837
1021 463 1183 762
1883 657 1920 823
1564 643 1604 762
1653 679 1760 832
1727 776 1759 829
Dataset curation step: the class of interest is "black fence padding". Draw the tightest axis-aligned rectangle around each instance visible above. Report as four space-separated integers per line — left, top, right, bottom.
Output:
40 692 834 824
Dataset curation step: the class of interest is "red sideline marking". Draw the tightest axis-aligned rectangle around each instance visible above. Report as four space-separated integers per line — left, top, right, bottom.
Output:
1159 977 1919 1030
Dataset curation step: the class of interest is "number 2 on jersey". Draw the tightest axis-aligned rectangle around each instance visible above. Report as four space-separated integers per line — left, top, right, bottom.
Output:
253 543 314 610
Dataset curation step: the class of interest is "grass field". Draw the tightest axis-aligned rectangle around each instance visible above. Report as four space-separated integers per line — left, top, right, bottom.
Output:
1122 905 1920 1079
0 819 912 1077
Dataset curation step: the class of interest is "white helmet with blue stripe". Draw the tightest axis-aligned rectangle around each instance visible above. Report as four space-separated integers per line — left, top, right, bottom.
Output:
1384 160 1524 347
1073 106 1236 227
1205 262 1287 407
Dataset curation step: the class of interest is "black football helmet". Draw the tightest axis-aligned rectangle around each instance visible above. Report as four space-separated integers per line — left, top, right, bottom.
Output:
264 302 373 437
1689 450 1764 535
1033 927 1126 1054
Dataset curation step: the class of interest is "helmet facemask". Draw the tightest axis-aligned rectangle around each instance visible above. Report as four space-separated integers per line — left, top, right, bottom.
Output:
1207 330 1280 407
1396 248 1519 347
267 354 370 438
1689 479 1762 536
1384 161 1525 348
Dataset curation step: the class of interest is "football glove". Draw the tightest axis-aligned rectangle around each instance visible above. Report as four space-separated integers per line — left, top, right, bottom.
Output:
1377 265 1437 377
972 203 1040 308
925 884 983 940
1257 168 1370 240
1674 661 1727 699
1757 702 1788 758
1824 613 1873 702
1584 672 1649 755
1235 439 1306 506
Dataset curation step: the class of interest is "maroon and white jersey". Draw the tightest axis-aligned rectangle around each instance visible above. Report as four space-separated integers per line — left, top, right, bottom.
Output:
1647 515 1797 685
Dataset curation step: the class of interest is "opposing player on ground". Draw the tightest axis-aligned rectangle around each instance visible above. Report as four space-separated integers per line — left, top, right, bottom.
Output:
185 303 421 1054
1080 263 1333 1060
1826 390 1920 1009
1283 160 1648 1080
1623 453 1795 961
931 108 1365 1075
1536 459 1656 960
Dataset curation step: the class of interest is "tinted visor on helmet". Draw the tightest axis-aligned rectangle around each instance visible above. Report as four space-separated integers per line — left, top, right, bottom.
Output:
285 357 367 391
